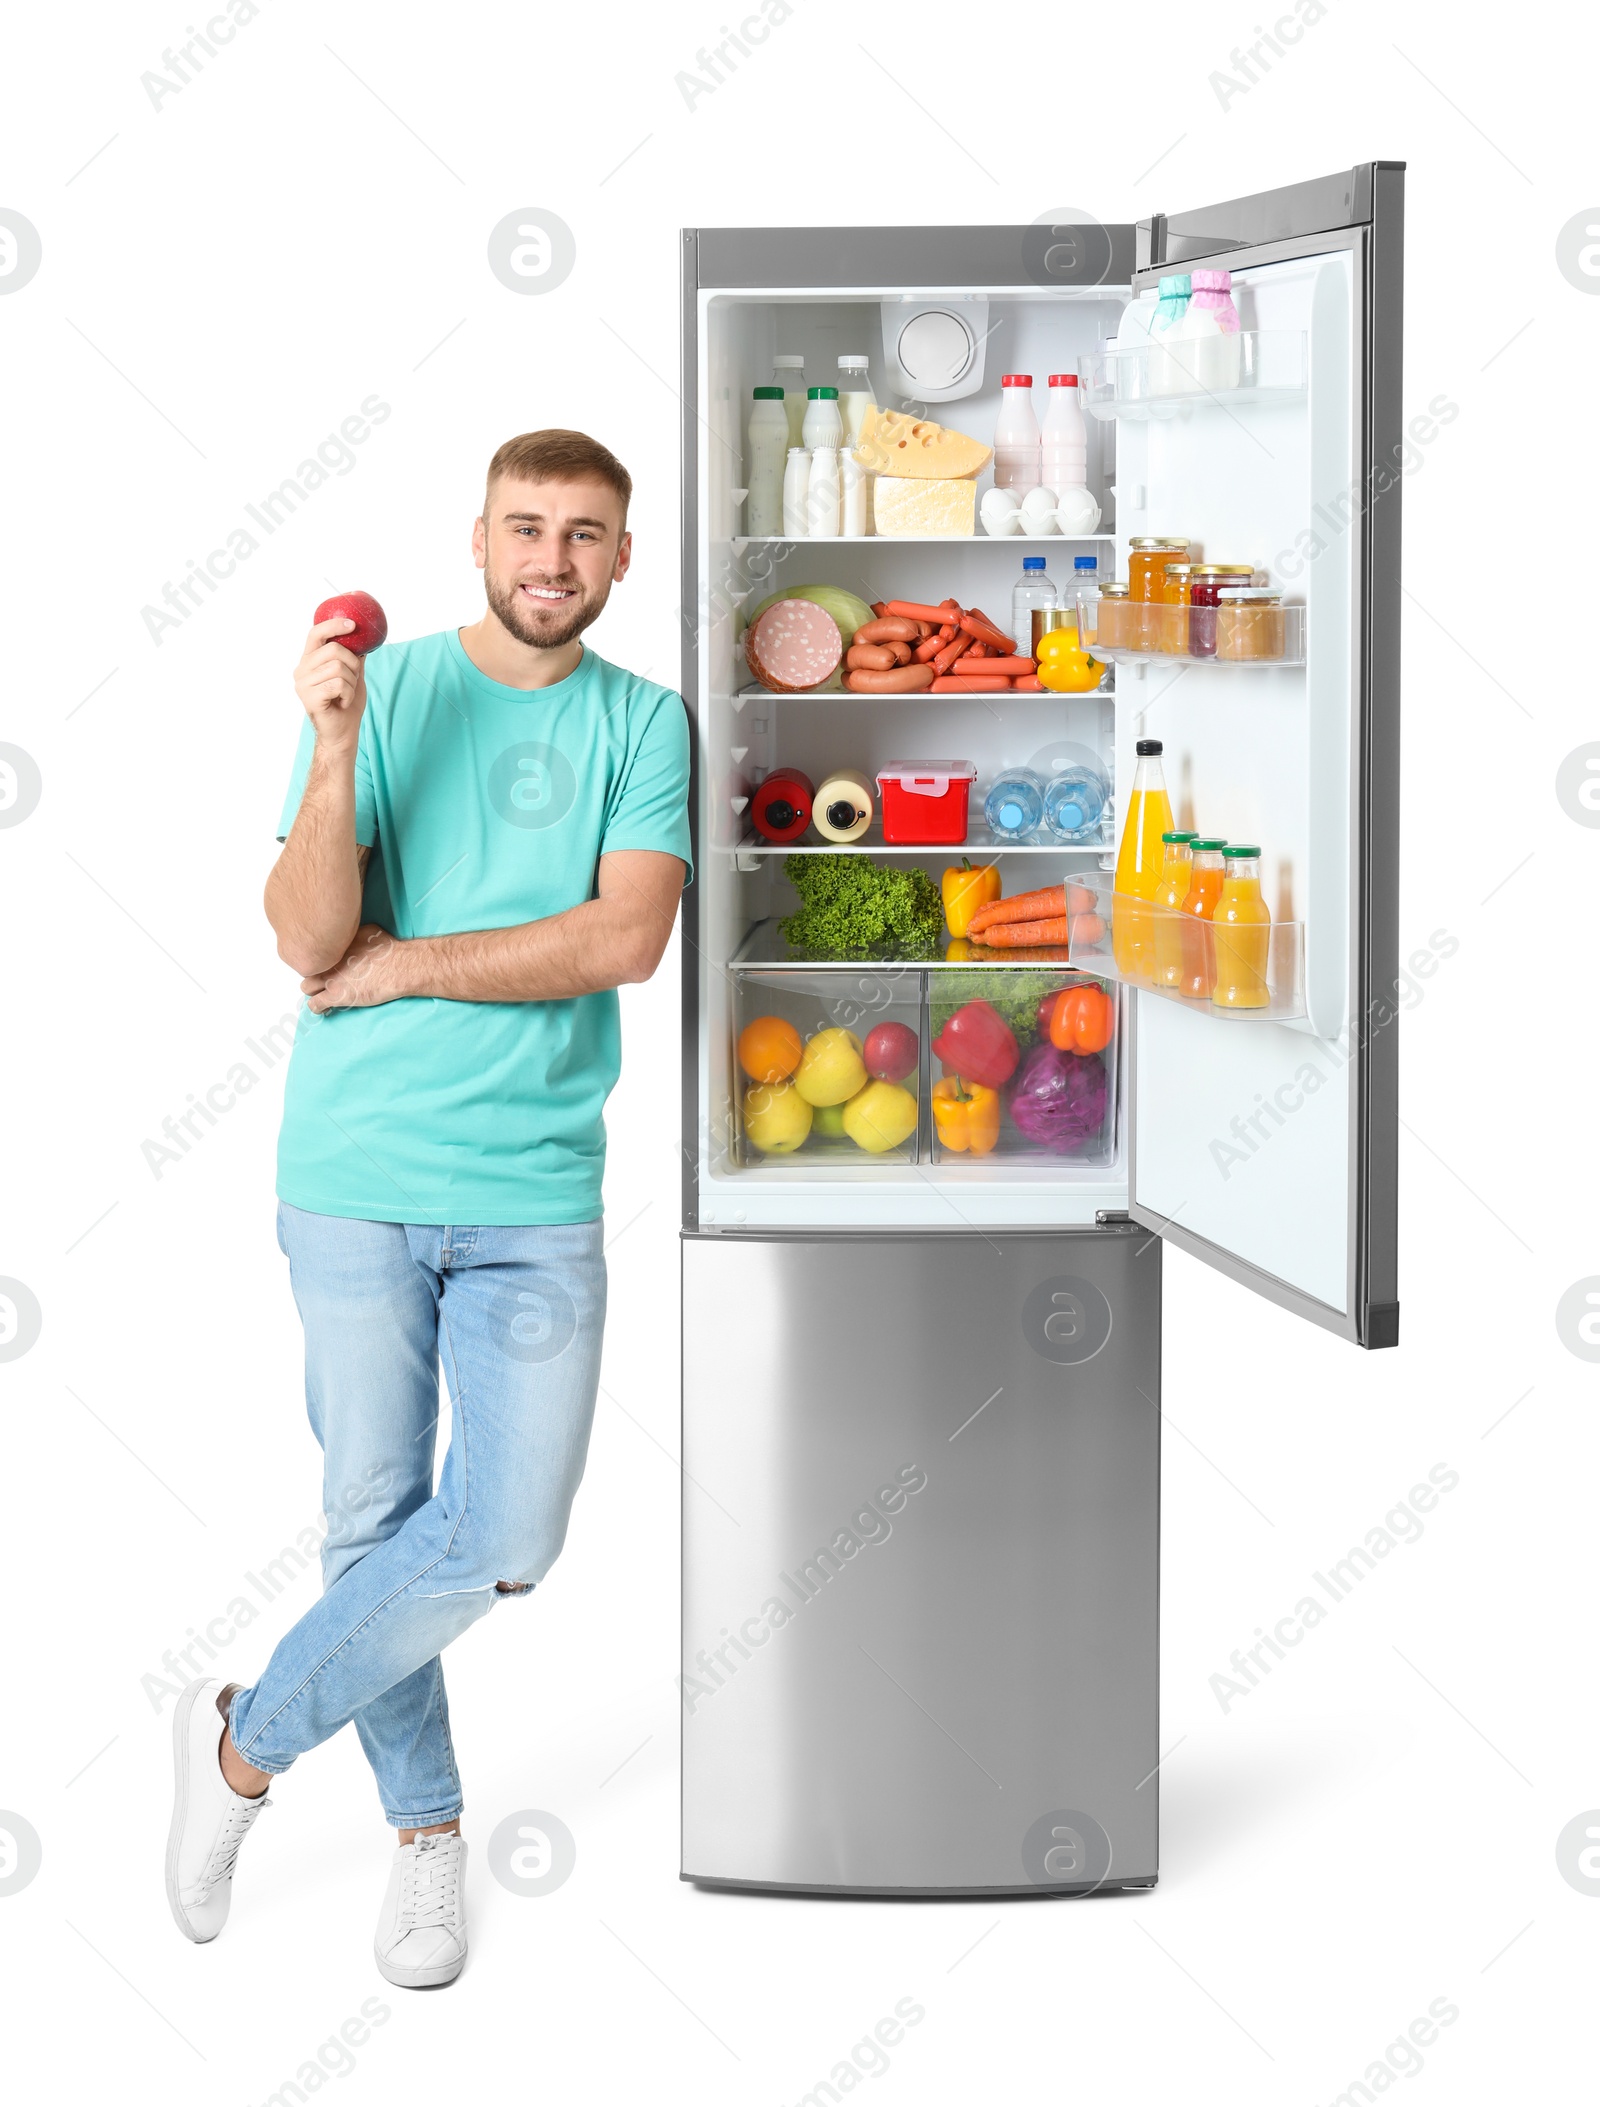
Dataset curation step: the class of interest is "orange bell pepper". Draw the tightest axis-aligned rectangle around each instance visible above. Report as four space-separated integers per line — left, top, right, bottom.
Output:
931 1074 1001 1156
1048 983 1114 1055
941 857 1001 939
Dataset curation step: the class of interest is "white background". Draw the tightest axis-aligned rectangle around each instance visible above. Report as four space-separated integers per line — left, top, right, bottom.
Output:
2 1 1596 2100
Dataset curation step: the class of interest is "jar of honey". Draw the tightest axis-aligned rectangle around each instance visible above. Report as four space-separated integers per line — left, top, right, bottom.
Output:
1093 583 1135 652
1157 563 1194 654
1128 537 1190 651
1188 564 1256 657
1215 587 1287 661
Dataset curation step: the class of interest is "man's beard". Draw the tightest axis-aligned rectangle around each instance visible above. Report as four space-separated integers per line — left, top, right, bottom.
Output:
484 560 605 649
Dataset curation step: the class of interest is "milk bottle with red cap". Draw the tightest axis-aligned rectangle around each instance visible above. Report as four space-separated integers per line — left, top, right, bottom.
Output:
1040 374 1088 495
993 374 1042 491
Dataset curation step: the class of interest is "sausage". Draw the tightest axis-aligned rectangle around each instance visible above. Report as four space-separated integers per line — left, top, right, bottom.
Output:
853 616 922 645
847 642 900 671
950 654 1035 678
932 631 976 676
930 675 1014 692
912 634 946 663
959 606 1018 653
844 663 936 694
870 602 888 619
1011 674 1043 691
882 599 962 624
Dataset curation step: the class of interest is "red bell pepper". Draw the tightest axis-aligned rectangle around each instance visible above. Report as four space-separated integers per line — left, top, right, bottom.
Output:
931 998 1019 1088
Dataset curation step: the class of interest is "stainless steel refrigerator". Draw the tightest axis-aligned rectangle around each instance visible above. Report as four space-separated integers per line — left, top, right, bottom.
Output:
677 164 1403 1896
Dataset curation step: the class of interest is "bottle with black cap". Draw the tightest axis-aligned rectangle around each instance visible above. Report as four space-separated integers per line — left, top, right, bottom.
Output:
811 768 874 844
1113 736 1175 978
749 767 815 844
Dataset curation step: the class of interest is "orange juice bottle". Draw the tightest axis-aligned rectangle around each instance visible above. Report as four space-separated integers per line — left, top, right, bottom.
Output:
1211 846 1271 1009
1177 838 1226 997
1151 831 1197 986
1113 739 1174 979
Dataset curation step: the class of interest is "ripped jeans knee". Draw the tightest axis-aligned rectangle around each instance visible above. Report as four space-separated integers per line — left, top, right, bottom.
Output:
494 1578 535 1596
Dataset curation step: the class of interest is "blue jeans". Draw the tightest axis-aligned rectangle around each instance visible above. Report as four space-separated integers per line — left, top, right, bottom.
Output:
228 1203 606 1828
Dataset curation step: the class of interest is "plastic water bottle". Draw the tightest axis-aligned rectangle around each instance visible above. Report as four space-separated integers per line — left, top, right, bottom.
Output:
1011 556 1057 655
1068 554 1100 643
984 768 1047 844
1043 761 1109 843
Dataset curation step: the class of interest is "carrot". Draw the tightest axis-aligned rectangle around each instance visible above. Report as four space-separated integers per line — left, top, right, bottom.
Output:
1069 912 1107 947
884 599 960 623
960 606 1017 653
974 916 1073 948
950 654 1034 678
967 884 1066 935
930 675 1014 692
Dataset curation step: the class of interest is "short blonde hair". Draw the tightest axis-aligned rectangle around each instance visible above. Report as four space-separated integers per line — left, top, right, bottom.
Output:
484 429 632 524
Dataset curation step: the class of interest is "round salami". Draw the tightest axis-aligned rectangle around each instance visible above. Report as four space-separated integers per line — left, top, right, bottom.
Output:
744 599 844 693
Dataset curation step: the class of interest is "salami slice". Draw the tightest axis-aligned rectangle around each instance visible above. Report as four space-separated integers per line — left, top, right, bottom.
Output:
744 600 844 693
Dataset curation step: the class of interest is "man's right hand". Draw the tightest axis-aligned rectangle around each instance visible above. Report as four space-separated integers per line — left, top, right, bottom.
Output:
294 618 367 753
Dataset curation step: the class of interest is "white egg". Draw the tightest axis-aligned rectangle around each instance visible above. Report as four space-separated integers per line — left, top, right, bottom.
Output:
979 487 1023 536
1054 485 1103 535
1017 486 1060 534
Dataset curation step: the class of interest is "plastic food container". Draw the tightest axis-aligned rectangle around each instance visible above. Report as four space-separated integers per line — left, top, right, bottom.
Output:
876 760 977 845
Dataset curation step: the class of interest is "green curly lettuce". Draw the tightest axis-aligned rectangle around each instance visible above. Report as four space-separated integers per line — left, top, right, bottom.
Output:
779 855 943 960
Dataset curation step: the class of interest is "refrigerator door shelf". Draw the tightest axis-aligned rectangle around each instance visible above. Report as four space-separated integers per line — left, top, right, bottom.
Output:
1069 890 1307 1025
1079 329 1307 421
1088 601 1306 668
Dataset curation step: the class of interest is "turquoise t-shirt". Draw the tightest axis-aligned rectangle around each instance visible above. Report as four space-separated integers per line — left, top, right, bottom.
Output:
274 630 692 1226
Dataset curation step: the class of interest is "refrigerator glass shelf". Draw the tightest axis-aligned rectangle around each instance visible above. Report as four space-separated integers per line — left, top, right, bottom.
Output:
728 824 1111 856
1082 601 1305 667
1078 330 1307 422
729 535 1116 547
729 684 1113 708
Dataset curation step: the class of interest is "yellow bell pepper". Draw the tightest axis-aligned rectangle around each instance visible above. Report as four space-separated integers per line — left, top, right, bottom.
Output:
944 938 975 961
942 857 1001 938
1035 627 1105 694
931 1074 1001 1156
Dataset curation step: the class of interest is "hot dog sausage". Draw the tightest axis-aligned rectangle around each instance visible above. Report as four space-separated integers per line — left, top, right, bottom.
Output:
853 617 922 645
847 642 900 671
844 663 936 694
930 675 1015 692
950 654 1035 678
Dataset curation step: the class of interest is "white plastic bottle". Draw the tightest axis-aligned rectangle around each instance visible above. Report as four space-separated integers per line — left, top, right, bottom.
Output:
807 446 841 538
772 354 808 448
839 447 867 538
782 448 811 539
1011 555 1057 654
836 356 878 447
1041 373 1088 494
993 373 1042 491
1147 275 1191 397
745 386 789 537
801 386 843 451
1176 268 1242 393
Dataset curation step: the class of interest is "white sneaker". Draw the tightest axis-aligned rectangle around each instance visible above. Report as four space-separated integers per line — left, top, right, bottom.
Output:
374 1832 468 1988
165 1678 271 1943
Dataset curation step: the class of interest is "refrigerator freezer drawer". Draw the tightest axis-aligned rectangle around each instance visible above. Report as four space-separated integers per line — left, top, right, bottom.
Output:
681 1229 1160 1897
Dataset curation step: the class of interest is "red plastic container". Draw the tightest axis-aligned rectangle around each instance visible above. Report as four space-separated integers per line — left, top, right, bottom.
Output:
876 760 977 846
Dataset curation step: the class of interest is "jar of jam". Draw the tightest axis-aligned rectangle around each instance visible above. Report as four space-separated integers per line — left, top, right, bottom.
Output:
1158 563 1194 654
1093 583 1135 651
1188 564 1256 657
1215 587 1287 661
1128 537 1190 650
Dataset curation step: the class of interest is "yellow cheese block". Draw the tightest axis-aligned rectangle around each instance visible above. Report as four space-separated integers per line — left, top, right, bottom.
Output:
871 477 976 538
853 405 992 480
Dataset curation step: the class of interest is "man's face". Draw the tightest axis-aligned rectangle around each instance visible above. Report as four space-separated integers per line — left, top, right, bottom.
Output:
474 476 631 649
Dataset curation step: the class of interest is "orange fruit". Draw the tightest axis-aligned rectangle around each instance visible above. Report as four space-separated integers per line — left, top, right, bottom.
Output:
737 1014 803 1083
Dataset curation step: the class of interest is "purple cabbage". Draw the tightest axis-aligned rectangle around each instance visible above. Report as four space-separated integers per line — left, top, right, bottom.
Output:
1006 1042 1108 1151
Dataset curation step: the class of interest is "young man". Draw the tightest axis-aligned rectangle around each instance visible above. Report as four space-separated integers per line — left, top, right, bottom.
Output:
165 430 691 1987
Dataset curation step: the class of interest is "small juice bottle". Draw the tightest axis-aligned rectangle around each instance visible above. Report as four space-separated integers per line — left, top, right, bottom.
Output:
1151 831 1197 987
1113 740 1175 979
1211 846 1272 1009
1176 838 1227 998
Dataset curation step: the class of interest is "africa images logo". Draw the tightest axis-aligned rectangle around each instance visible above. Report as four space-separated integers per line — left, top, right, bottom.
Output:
488 742 577 830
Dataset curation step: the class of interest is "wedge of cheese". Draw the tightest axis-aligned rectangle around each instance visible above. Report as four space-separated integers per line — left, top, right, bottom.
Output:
871 476 976 538
853 405 992 480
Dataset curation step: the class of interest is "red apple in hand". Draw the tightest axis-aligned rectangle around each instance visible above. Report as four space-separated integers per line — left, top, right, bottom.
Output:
864 1021 918 1082
314 590 388 656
